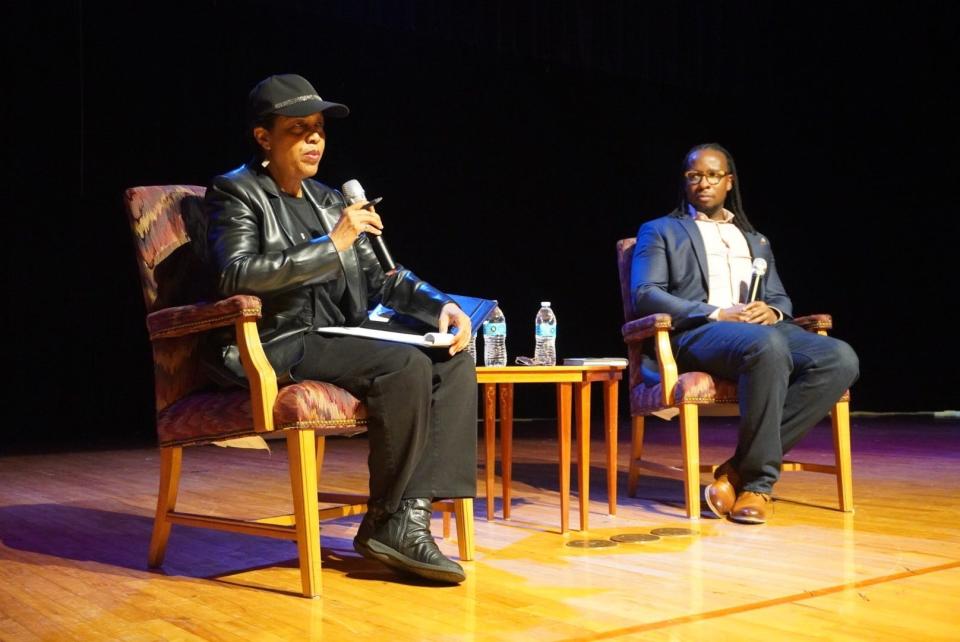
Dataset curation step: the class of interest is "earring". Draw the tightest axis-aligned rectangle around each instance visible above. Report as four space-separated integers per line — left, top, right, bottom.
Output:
261 158 270 168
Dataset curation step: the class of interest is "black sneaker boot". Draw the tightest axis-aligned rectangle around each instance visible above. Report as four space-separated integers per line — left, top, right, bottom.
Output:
353 499 389 561
362 498 466 584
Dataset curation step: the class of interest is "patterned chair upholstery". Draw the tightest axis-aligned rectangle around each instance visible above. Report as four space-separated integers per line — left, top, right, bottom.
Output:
616 238 853 519
125 185 473 597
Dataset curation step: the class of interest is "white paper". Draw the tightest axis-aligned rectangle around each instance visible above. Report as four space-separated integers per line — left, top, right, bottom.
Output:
315 325 455 347
562 357 628 366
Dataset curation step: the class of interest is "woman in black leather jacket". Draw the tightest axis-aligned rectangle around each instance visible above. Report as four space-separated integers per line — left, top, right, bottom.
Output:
203 74 477 584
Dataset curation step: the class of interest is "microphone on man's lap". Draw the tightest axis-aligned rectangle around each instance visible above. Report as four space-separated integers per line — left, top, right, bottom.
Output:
748 258 767 303
342 179 396 272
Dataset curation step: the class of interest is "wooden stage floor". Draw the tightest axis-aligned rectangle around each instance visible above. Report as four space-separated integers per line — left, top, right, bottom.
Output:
1 416 958 640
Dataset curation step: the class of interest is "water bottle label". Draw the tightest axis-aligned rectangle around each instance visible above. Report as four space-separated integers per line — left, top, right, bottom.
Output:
536 323 556 338
483 322 506 337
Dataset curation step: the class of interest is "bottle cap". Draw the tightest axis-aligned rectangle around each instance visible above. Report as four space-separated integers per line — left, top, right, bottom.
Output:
541 301 551 307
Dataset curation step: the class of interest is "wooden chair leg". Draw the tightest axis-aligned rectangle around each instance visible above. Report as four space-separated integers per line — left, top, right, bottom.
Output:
442 511 451 539
148 446 182 568
627 415 645 497
678 405 701 520
831 400 854 513
453 498 475 561
315 435 326 480
288 430 322 598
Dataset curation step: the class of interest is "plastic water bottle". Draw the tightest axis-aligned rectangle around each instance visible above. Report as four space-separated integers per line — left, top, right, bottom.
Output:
534 301 557 366
467 334 477 364
483 305 507 367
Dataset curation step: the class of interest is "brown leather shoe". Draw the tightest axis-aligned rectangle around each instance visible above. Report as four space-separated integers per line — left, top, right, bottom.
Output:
704 463 740 518
729 491 774 524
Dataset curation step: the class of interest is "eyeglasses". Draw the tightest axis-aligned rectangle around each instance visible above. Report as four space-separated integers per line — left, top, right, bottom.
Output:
683 170 730 186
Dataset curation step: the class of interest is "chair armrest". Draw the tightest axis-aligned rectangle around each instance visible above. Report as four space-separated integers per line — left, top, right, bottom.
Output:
147 294 277 433
621 313 673 343
235 310 279 433
622 313 678 407
794 314 833 333
147 295 262 340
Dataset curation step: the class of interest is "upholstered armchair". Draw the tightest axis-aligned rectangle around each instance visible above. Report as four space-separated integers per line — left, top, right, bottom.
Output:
615 237 853 519
124 185 473 597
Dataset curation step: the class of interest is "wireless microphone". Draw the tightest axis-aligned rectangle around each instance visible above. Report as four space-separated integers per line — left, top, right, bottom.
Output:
341 179 396 272
747 258 768 303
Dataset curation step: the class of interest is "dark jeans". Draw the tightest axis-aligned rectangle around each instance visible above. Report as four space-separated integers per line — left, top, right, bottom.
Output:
673 320 859 493
292 333 478 513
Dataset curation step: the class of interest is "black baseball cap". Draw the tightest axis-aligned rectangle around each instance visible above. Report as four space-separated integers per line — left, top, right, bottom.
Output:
247 74 349 123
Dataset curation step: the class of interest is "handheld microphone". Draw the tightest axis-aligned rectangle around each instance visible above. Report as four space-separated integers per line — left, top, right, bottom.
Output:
341 179 396 272
747 258 768 302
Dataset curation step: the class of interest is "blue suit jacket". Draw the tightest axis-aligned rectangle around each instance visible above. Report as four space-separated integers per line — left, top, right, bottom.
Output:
630 209 793 331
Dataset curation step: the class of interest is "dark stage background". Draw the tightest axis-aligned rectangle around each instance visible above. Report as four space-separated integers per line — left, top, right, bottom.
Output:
5 1 958 450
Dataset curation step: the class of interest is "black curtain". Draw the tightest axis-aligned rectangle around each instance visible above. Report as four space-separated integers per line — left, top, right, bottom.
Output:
5 1 958 448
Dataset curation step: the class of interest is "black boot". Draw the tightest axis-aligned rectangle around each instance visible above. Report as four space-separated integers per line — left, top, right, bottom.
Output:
354 498 465 584
353 499 389 561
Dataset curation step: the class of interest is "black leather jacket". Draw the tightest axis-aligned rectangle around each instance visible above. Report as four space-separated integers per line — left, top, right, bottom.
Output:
203 162 452 381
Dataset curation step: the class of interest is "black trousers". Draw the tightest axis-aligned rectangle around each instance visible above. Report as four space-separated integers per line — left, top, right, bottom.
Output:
673 321 859 494
291 333 478 513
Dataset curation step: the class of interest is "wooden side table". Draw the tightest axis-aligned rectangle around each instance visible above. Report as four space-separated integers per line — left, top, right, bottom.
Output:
474 365 625 532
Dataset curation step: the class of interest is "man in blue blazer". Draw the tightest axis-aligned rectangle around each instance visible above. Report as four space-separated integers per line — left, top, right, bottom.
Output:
630 143 859 523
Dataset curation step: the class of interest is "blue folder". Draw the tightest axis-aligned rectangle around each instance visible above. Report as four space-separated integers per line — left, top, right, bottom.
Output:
360 293 498 338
